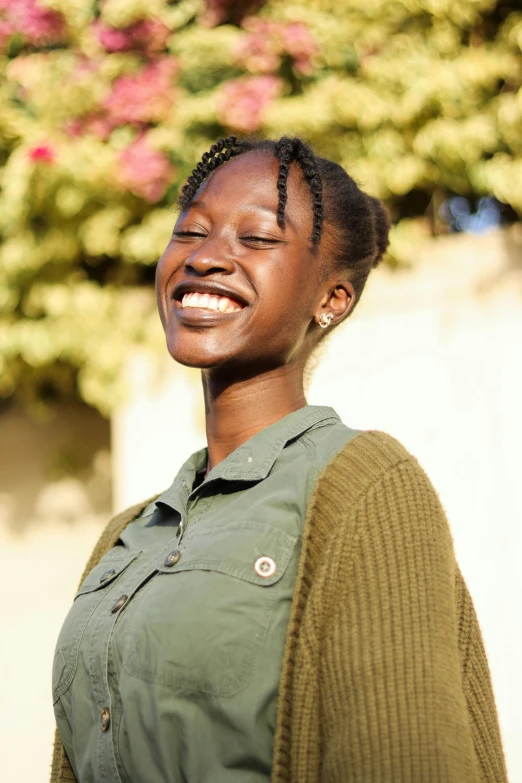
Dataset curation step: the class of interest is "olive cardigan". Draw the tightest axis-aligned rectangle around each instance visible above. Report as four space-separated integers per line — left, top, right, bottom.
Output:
51 430 508 783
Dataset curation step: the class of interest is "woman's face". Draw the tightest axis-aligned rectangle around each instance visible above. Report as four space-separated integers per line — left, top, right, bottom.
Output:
156 151 345 373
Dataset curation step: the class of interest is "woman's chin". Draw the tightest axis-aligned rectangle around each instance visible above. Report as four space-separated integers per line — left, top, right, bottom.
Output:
165 337 232 370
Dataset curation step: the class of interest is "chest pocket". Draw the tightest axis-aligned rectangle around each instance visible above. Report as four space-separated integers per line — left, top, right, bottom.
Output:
121 521 298 697
52 548 141 703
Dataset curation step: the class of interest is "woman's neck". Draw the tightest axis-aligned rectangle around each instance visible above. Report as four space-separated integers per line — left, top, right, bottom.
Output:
201 363 307 474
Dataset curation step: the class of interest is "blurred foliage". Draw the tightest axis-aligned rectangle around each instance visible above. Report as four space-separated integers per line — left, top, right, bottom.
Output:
0 0 520 414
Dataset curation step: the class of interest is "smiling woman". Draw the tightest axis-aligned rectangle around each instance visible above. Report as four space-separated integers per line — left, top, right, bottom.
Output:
51 137 508 783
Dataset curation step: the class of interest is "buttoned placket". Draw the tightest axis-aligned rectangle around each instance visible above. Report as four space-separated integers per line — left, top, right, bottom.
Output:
170 475 216 544
86 543 177 782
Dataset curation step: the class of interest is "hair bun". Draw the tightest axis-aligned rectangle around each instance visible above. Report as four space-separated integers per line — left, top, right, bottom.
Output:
366 194 391 268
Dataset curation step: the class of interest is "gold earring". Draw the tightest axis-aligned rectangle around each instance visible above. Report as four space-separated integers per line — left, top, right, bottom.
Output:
318 312 334 328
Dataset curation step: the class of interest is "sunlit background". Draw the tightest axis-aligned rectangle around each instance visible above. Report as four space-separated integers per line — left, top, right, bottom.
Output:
0 0 521 780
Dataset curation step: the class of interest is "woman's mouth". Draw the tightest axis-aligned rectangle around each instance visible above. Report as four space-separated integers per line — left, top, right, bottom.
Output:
181 292 244 313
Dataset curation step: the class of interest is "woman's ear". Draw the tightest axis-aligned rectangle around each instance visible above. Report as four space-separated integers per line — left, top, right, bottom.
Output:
315 280 356 327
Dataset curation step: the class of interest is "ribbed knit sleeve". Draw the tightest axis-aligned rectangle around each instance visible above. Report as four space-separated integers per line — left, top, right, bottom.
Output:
455 571 508 782
274 432 507 783
320 456 480 782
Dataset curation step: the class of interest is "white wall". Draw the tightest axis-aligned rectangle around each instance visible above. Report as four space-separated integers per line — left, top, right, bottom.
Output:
112 352 206 510
112 227 522 780
0 404 111 782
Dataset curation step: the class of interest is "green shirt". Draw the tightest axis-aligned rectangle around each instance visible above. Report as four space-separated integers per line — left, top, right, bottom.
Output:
52 405 359 783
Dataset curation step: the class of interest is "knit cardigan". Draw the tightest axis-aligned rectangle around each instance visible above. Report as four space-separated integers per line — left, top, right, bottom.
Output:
50 430 508 783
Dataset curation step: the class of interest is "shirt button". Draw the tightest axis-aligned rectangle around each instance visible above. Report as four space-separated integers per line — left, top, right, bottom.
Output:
110 594 128 614
254 556 276 578
99 569 116 585
100 707 110 732
164 550 181 567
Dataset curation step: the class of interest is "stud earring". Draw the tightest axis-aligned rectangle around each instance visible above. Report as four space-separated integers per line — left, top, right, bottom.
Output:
318 312 334 328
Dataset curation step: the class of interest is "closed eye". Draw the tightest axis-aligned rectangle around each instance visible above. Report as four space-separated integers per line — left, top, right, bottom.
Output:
172 231 284 245
241 236 284 244
174 230 206 237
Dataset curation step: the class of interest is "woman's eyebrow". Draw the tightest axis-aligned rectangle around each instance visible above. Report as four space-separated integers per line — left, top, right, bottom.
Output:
242 203 296 231
186 198 206 213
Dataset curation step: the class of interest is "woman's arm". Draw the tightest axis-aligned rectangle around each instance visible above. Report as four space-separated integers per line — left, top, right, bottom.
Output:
455 567 508 783
318 456 507 783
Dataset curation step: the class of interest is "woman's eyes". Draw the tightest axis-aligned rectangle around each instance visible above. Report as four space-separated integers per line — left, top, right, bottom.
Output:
173 231 281 245
241 235 281 244
173 230 206 239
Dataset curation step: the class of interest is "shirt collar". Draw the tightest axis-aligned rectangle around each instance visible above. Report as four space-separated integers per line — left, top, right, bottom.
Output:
155 405 340 511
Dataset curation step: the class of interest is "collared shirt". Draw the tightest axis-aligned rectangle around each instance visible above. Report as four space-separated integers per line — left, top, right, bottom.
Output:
52 405 359 783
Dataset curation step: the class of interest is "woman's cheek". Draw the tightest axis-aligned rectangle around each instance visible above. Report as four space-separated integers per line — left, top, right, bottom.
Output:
155 254 175 326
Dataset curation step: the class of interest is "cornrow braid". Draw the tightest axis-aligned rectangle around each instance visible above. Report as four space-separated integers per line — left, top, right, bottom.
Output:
273 136 323 243
178 136 247 212
273 137 297 232
294 142 323 244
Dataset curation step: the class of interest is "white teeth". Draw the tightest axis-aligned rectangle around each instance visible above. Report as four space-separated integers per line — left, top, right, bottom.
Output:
181 292 243 312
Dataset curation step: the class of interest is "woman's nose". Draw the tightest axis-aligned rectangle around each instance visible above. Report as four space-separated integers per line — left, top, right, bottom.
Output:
184 241 235 276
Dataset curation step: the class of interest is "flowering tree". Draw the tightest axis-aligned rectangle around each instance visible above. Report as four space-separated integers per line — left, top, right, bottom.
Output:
0 0 520 413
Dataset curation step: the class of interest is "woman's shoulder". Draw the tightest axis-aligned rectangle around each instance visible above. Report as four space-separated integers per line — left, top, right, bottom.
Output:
337 429 418 469
315 429 445 525
310 430 455 578
322 428 422 481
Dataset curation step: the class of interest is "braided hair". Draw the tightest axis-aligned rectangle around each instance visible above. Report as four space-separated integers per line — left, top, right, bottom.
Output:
178 135 391 310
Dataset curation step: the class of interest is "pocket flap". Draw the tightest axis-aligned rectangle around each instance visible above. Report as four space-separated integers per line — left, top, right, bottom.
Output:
75 549 141 597
157 522 298 587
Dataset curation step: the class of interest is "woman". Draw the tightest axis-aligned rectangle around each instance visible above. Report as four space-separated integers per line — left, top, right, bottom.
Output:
51 136 508 783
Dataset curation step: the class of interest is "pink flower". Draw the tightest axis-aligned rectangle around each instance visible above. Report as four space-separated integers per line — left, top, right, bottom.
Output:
88 116 114 140
63 57 178 139
235 18 281 73
235 21 281 74
95 22 129 52
61 58 115 139
281 22 318 75
63 114 113 141
118 137 174 202
63 118 85 138
104 58 178 125
94 17 170 56
28 143 55 163
236 18 318 76
0 0 64 46
218 76 282 133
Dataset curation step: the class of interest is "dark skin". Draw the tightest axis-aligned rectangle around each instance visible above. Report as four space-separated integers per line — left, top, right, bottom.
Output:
156 151 356 474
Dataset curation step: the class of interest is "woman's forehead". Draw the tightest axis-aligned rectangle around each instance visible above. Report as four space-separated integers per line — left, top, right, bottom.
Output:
200 152 278 198
192 150 312 222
